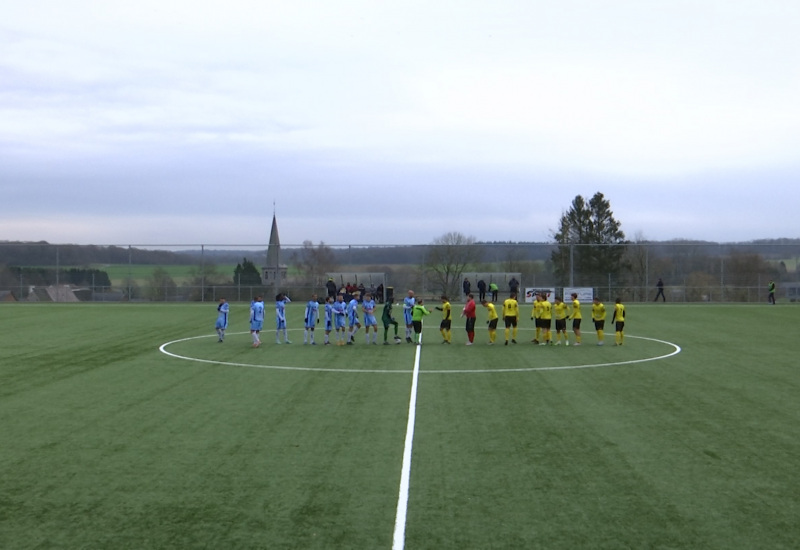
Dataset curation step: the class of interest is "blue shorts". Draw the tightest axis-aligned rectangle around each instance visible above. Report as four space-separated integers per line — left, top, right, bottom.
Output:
348 314 360 328
276 319 287 330
335 316 346 329
250 320 263 331
215 318 228 329
403 310 413 325
363 314 377 327
305 317 317 329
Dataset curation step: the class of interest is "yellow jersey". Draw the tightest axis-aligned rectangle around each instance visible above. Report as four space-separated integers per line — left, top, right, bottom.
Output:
484 302 498 321
540 300 552 320
502 298 519 319
592 302 606 322
570 298 582 319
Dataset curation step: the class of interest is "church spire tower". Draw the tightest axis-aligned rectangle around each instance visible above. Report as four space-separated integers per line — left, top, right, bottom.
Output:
263 206 287 289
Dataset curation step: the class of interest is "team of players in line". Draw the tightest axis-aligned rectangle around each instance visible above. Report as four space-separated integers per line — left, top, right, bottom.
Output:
214 290 626 348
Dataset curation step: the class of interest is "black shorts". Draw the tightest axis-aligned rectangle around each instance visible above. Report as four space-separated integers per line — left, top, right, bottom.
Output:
540 319 551 330
488 319 498 330
615 321 625 332
440 320 452 330
555 319 567 332
465 317 476 332
412 320 423 334
594 320 605 330
572 318 582 330
504 316 517 328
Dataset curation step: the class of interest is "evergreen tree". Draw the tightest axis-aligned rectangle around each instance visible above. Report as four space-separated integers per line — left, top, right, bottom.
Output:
233 258 262 286
551 192 627 286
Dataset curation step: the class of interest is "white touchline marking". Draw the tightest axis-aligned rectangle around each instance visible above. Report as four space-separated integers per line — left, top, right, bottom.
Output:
392 332 422 550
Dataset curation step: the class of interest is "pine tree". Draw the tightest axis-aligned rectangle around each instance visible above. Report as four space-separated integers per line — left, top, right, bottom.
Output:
551 192 627 286
233 257 262 286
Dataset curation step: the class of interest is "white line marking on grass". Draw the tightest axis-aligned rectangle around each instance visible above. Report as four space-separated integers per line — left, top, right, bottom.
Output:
158 333 414 374
158 334 681 374
423 336 682 374
392 333 422 550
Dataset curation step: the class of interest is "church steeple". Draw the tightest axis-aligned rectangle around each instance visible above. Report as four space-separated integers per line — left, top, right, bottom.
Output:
263 210 288 287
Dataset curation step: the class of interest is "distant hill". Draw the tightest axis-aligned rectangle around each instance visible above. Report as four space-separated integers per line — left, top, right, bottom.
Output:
2 239 799 268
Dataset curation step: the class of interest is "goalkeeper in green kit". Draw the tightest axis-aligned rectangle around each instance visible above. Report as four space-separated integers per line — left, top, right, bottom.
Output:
382 300 402 344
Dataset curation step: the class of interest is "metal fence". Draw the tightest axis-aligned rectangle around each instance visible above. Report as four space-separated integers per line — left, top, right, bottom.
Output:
1 241 798 303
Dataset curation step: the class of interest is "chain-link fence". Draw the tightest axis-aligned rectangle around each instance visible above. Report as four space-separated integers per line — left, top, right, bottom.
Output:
1 241 798 303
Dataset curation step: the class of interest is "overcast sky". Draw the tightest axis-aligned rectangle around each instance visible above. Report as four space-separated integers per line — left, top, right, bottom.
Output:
2 1 799 247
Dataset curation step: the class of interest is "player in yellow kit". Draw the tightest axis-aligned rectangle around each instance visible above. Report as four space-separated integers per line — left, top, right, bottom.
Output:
531 292 543 344
553 296 569 345
592 296 606 346
482 299 499 344
612 297 625 345
435 295 452 344
502 292 519 345
539 295 552 345
569 292 582 346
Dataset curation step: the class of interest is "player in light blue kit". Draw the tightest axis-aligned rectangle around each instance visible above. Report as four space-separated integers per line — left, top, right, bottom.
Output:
323 295 335 345
304 293 320 345
332 294 347 345
250 296 265 348
403 290 416 343
215 297 229 342
275 293 292 344
362 292 379 344
346 292 362 345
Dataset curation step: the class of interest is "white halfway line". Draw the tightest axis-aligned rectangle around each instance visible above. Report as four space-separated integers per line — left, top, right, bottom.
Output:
392 332 422 550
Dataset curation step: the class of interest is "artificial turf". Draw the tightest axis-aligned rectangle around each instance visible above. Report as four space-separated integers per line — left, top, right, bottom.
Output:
0 302 798 549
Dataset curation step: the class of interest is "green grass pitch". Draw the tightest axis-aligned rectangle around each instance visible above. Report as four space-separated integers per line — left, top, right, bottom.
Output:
1 302 799 549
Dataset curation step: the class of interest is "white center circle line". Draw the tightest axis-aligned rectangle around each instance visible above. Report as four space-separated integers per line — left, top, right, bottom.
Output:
158 333 681 374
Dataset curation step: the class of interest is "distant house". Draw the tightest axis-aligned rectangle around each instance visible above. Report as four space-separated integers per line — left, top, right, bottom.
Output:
0 290 16 302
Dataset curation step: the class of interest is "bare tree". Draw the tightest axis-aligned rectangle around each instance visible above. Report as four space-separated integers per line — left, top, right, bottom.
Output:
425 232 483 298
292 240 338 286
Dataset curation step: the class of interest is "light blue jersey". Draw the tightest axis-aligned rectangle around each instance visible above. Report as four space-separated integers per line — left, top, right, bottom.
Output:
403 296 415 325
305 300 319 329
333 300 347 329
347 298 361 327
324 303 334 331
250 300 265 331
215 301 229 329
362 298 377 326
276 297 291 329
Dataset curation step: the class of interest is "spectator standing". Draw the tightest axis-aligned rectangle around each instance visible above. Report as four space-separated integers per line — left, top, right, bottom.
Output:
654 278 666 302
508 276 519 297
326 277 337 299
477 279 487 301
